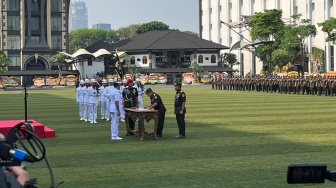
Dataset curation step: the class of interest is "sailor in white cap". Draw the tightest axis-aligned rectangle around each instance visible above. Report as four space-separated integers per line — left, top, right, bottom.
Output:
88 79 99 124
99 79 109 120
119 79 128 122
106 79 114 121
133 78 145 109
76 80 85 120
83 79 91 122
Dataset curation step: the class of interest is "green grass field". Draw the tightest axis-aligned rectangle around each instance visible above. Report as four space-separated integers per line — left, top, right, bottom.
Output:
1 87 336 187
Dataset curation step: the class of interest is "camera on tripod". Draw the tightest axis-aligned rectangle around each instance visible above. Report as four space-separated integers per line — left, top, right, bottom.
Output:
0 121 45 188
287 163 336 184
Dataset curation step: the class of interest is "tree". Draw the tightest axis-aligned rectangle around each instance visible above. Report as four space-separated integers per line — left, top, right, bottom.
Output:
248 9 285 73
0 50 10 73
220 53 239 69
105 30 120 43
183 31 198 37
50 53 68 85
136 21 169 34
69 28 119 53
116 24 141 40
277 14 316 75
318 17 336 42
190 62 202 83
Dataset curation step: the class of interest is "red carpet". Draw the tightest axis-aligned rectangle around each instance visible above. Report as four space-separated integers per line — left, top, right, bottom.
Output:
0 119 55 139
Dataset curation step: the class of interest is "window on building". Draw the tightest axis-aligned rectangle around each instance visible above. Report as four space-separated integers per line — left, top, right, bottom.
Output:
198 55 203 63
7 36 20 49
211 55 216 63
331 46 334 71
142 56 147 64
51 17 62 31
7 0 20 11
130 56 135 64
51 0 62 12
8 55 20 66
155 53 163 62
31 0 40 11
51 36 61 50
210 8 212 14
88 60 92 66
31 37 40 44
31 18 40 30
8 17 20 30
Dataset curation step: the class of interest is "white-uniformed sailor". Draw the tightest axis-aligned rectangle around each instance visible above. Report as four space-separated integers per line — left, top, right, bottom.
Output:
106 79 114 121
88 79 99 124
83 79 90 122
109 82 122 140
119 79 128 122
76 80 85 120
133 78 144 108
99 79 109 120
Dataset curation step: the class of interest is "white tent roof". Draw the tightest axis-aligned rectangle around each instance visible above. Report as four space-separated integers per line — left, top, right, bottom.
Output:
92 49 112 58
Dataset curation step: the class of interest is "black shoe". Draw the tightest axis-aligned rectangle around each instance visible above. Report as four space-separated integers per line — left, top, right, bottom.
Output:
175 135 185 139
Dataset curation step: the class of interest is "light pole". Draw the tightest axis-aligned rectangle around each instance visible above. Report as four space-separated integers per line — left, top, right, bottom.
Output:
298 35 305 77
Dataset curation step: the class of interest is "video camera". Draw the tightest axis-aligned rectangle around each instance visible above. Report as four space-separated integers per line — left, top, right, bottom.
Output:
287 164 336 184
0 121 46 188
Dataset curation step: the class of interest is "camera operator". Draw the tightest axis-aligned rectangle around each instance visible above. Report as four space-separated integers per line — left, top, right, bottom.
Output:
5 166 37 187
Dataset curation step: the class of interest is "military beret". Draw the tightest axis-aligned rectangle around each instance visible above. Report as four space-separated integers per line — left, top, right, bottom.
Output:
174 82 182 87
144 88 152 94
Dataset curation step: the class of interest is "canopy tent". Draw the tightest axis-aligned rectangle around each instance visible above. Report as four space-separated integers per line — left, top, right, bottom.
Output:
60 48 126 59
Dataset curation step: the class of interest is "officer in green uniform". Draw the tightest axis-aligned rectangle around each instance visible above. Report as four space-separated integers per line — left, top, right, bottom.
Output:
144 88 166 138
174 82 186 139
122 79 138 135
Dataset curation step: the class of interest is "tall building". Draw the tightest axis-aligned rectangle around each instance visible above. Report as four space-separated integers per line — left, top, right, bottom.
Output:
199 0 336 75
69 0 88 31
0 0 71 83
92 23 111 30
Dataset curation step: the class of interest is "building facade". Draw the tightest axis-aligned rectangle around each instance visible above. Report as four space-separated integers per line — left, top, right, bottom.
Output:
92 23 111 30
0 0 71 83
200 0 336 75
69 0 88 31
77 30 231 79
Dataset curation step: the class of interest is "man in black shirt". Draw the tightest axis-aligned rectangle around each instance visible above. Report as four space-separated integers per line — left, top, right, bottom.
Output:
174 82 186 139
144 88 166 138
122 78 138 135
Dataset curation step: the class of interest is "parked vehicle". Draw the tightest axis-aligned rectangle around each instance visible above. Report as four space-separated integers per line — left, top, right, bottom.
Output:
182 73 195 84
200 71 212 84
147 73 158 84
139 74 148 85
157 74 167 84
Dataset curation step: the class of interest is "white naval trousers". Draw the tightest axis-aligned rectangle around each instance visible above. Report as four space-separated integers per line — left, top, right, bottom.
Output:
111 112 120 138
79 102 84 117
84 102 90 120
100 101 109 117
89 103 98 121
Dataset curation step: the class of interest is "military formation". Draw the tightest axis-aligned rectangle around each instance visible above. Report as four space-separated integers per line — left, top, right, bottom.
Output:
211 74 336 96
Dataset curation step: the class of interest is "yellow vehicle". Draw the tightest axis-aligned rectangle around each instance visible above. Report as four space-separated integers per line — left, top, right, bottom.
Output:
147 73 158 84
287 71 298 77
200 71 211 84
139 74 148 85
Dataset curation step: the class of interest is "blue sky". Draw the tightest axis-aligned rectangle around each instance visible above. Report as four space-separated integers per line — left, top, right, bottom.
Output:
79 0 199 32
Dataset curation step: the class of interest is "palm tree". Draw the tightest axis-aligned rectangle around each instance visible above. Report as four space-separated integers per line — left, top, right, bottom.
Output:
50 53 68 85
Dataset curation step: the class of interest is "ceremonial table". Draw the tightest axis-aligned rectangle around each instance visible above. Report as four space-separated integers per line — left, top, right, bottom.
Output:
124 108 159 141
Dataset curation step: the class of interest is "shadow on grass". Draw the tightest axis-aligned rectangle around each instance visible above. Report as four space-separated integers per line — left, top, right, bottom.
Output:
0 91 334 187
